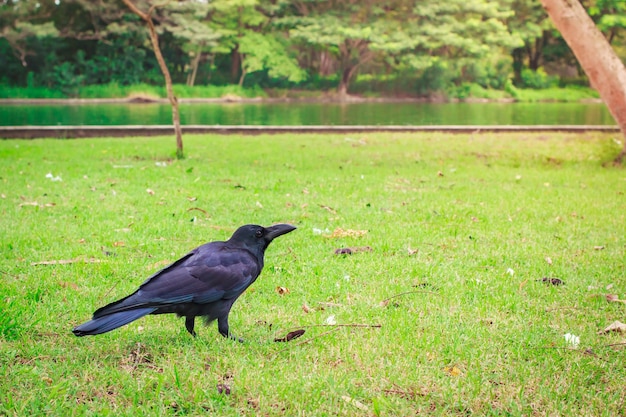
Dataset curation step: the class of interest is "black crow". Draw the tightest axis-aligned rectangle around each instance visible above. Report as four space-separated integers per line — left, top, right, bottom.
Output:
72 224 296 340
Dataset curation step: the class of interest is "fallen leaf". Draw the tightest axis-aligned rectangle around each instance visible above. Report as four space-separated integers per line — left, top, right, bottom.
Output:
113 241 125 247
216 384 231 395
187 197 197 202
540 277 564 286
564 333 580 348
605 294 626 304
325 315 337 325
334 246 373 255
545 256 553 265
325 228 368 238
146 188 155 195
594 245 605 250
45 172 62 182
335 248 352 255
276 286 290 295
274 329 305 342
407 246 419 255
443 366 461 377
302 304 313 313
598 321 626 334
341 395 369 411
19 201 55 208
319 205 337 214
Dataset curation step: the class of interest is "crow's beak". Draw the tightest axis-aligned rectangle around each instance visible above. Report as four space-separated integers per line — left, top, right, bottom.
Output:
265 224 297 240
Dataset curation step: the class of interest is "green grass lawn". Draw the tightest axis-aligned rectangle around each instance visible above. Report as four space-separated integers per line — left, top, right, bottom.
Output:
0 132 625 416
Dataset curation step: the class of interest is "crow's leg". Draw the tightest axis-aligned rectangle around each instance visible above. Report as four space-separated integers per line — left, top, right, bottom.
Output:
185 316 197 337
217 315 243 343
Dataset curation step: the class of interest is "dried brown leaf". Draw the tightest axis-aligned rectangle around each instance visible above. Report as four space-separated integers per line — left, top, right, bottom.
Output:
334 246 372 255
606 294 626 304
443 365 462 377
274 329 305 342
325 228 368 238
540 277 564 286
341 395 369 411
302 303 313 313
598 321 626 335
276 286 290 295
216 384 231 395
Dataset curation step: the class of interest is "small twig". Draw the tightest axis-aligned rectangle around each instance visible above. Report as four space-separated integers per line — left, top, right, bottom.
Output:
289 323 381 331
0 269 20 279
544 306 583 312
380 290 440 304
101 282 119 301
607 342 626 348
527 346 610 362
269 328 340 358
187 207 208 215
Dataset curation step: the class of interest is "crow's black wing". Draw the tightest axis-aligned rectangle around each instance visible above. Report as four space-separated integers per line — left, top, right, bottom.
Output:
93 243 260 318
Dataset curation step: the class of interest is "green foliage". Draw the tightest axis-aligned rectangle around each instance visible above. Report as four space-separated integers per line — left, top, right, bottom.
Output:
509 86 600 102
0 132 624 415
239 32 306 83
446 83 511 100
0 0 624 97
520 67 559 89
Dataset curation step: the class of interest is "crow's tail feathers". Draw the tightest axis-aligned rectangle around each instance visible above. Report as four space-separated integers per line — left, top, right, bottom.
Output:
72 307 156 336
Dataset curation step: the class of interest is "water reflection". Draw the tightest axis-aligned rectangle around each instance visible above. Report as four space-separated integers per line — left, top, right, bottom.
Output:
0 101 615 126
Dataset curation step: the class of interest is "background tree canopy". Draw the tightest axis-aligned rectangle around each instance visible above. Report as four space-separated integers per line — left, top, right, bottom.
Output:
0 0 624 97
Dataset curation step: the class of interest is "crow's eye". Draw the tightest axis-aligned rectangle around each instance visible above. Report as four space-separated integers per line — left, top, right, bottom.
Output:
255 229 263 238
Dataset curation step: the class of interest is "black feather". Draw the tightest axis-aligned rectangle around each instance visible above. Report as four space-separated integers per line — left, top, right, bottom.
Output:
72 224 296 339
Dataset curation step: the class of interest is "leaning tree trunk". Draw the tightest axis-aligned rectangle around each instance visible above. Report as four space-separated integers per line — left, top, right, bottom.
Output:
540 0 626 162
121 0 184 159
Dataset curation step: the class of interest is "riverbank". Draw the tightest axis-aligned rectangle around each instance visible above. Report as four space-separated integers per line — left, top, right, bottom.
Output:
0 83 601 104
1 125 619 139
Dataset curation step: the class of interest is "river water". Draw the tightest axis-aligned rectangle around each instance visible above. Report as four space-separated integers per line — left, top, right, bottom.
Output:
0 101 615 126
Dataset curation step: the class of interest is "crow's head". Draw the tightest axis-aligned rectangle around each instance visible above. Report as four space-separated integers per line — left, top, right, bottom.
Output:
229 224 296 252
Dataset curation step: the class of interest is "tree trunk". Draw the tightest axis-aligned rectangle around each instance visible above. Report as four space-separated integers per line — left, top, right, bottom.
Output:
238 53 247 87
230 46 241 83
187 46 202 87
338 66 357 99
121 0 184 159
540 0 626 162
